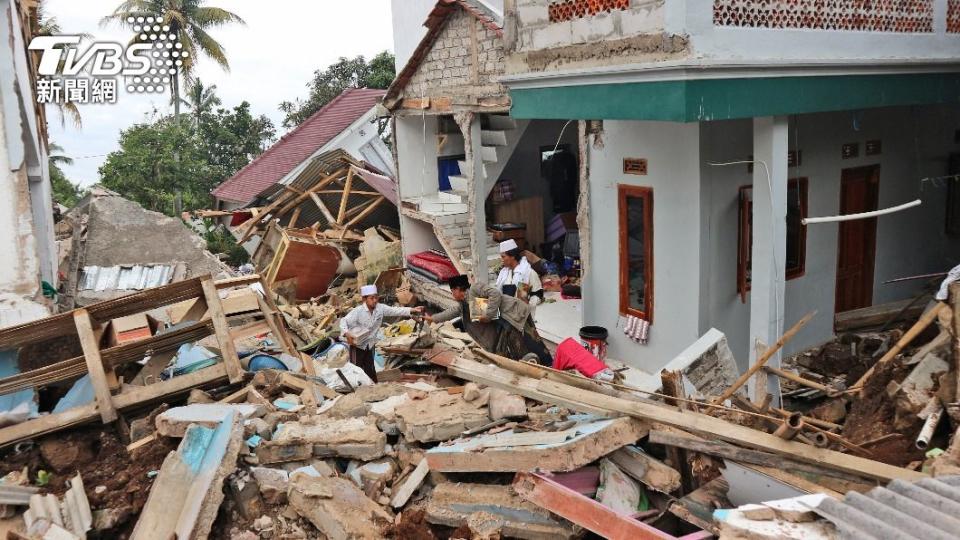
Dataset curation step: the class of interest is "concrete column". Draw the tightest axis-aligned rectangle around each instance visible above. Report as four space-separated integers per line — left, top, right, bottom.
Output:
748 116 788 404
467 114 488 284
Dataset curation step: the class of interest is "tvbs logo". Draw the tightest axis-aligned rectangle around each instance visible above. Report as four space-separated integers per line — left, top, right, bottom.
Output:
28 16 187 103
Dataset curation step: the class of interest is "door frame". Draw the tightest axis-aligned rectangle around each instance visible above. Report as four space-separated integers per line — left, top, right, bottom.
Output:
834 164 881 315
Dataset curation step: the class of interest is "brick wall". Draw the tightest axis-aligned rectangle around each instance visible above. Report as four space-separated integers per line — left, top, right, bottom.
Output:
401 10 506 101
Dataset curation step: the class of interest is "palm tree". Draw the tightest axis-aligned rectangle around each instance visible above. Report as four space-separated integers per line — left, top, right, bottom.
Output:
102 0 244 116
36 2 83 128
179 78 220 128
48 143 74 166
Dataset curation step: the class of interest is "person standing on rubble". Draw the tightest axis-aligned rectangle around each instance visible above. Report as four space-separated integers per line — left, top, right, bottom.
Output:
426 274 553 365
340 284 423 382
495 239 544 319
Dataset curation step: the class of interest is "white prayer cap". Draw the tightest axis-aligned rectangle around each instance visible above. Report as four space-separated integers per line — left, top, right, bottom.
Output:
499 239 519 253
360 284 378 297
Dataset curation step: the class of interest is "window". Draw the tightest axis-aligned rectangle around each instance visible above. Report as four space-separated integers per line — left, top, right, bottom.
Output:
737 178 808 302
619 185 653 320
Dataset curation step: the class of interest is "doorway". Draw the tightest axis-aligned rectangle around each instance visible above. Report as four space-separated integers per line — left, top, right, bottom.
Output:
835 165 880 314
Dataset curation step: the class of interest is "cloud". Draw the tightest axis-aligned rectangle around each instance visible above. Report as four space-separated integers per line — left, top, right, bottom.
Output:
46 0 395 187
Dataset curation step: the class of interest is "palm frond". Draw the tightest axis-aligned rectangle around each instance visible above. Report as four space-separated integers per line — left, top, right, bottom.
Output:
190 7 244 27
188 25 229 70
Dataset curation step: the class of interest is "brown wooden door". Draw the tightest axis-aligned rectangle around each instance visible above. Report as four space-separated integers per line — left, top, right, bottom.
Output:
835 165 880 313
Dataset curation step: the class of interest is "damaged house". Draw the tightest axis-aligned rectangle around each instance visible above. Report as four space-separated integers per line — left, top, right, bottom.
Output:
390 0 960 397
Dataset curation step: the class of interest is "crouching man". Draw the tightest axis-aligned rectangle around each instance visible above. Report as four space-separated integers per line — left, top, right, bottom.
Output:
427 275 552 365
340 284 423 382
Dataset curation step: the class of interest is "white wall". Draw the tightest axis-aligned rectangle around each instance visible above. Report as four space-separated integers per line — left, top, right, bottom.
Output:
391 0 440 71
676 0 960 63
582 120 703 372
700 105 960 366
395 114 440 199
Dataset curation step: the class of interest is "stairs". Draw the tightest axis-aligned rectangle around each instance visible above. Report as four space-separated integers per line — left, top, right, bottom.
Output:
401 113 528 281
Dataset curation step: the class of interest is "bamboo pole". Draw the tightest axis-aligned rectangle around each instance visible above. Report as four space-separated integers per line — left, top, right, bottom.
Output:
713 311 817 404
764 365 840 397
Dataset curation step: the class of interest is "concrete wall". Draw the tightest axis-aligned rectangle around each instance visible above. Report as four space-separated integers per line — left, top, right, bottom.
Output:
582 120 703 372
700 104 960 366
513 0 666 51
396 114 440 199
400 9 506 102
0 0 53 328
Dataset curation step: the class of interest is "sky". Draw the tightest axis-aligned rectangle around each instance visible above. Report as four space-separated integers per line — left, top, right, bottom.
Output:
45 0 396 187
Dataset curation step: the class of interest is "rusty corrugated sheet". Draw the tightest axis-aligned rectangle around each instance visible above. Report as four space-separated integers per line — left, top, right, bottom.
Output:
813 475 960 540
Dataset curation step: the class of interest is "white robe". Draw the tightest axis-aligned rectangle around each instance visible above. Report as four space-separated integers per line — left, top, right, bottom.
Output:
495 257 543 317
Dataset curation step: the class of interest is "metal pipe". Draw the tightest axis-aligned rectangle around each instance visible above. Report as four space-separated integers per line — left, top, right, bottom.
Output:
811 432 830 448
773 412 804 440
802 199 921 225
917 400 944 450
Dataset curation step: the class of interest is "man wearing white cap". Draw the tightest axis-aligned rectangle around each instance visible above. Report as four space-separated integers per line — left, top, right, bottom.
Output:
340 284 423 382
495 239 544 318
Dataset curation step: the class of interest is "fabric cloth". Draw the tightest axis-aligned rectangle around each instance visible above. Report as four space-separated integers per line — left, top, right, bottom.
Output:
349 346 377 383
495 257 544 316
339 302 414 350
936 264 960 301
406 251 459 282
360 284 378 297
554 338 607 378
499 239 519 253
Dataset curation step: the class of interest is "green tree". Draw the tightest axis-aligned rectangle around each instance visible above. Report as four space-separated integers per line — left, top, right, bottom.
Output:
279 51 396 128
49 143 82 207
180 78 221 128
98 100 274 215
38 1 85 128
102 0 244 116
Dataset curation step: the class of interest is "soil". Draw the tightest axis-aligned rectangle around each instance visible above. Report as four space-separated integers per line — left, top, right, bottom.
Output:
0 423 176 538
385 507 437 539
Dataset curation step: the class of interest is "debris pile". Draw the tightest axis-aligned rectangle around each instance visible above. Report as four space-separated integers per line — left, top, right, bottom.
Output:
0 269 958 539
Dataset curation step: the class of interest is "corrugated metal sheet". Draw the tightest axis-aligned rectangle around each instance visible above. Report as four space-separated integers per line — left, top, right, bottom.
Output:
79 264 177 292
814 475 960 540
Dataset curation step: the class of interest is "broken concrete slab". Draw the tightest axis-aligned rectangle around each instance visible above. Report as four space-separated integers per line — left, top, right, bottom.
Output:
288 474 393 540
131 410 244 540
155 403 265 437
250 467 290 505
426 416 649 473
395 391 490 442
390 458 429 509
644 328 741 398
488 388 527 421
272 416 387 461
714 506 836 540
425 482 578 540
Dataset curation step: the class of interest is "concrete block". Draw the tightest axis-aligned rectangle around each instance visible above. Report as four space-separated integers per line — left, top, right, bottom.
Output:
426 483 578 540
571 12 615 43
273 416 387 461
395 391 490 443
517 3 549 25
426 416 649 473
288 475 393 540
531 20 572 50
596 459 641 514
250 467 290 505
653 328 740 398
620 3 666 36
155 403 265 438
488 389 527 421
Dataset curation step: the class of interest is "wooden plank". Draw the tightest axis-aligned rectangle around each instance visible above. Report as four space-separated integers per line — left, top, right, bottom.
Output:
201 279 244 384
73 309 118 423
287 206 303 228
648 430 869 482
238 190 298 242
0 364 228 448
343 196 386 230
127 434 157 452
390 458 429 508
834 298 927 331
513 472 686 540
609 445 681 494
309 192 338 226
432 354 924 482
335 168 355 225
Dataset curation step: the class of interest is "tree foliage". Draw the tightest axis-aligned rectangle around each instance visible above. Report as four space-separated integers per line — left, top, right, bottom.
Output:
98 93 274 216
279 51 396 128
49 143 83 208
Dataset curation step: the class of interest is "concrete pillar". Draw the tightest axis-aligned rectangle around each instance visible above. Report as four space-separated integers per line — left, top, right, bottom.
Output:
467 114 488 284
747 116 788 404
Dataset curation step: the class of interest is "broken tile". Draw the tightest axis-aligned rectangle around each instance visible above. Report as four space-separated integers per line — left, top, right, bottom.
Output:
288 474 393 540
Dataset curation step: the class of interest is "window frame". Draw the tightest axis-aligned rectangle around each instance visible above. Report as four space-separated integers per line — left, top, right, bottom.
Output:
737 177 809 302
618 185 654 322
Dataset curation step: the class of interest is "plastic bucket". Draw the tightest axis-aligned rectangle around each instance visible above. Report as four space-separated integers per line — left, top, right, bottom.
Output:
579 325 609 361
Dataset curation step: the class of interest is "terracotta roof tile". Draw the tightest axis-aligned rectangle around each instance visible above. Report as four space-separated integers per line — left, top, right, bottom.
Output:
211 87 386 204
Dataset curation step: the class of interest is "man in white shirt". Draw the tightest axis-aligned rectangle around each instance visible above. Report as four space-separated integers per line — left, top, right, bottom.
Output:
340 284 422 382
495 239 544 318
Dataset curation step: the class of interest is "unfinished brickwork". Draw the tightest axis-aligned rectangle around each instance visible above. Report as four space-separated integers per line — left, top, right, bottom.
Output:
400 9 506 103
506 0 686 73
713 0 935 33
949 0 960 33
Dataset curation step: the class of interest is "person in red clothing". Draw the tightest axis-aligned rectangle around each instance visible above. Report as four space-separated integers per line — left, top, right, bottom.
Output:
553 337 615 381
